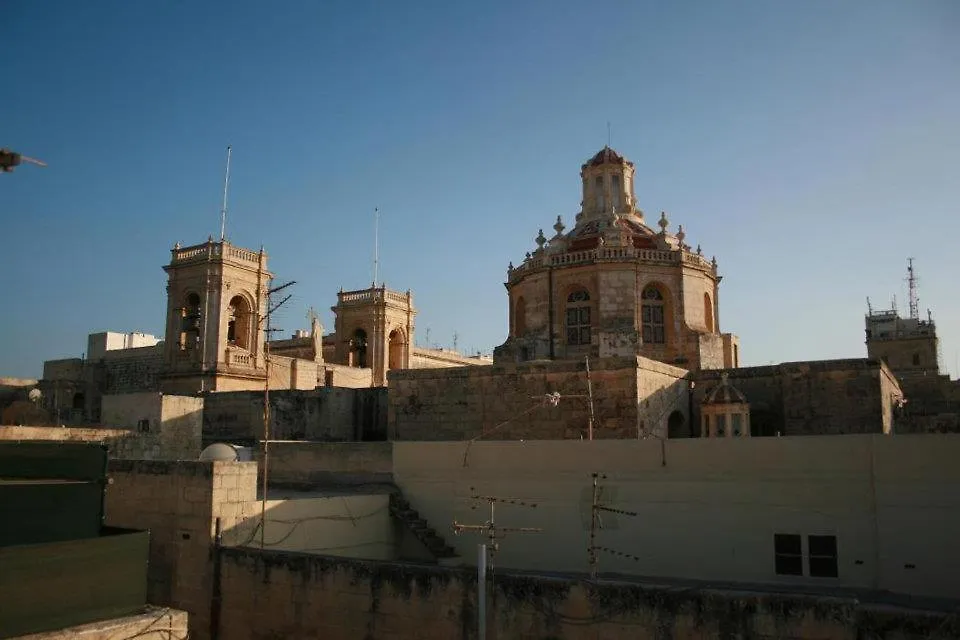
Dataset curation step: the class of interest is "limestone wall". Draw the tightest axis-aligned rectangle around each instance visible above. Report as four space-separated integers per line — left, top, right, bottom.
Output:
202 387 387 446
322 362 373 388
393 436 960 601
7 607 189 640
102 345 164 394
0 423 201 461
267 441 393 488
216 548 959 640
410 346 491 369
692 359 899 437
388 357 657 441
104 460 259 640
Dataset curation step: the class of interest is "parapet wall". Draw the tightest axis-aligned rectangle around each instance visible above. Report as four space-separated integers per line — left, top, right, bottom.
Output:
692 359 899 436
0 423 201 461
216 548 960 640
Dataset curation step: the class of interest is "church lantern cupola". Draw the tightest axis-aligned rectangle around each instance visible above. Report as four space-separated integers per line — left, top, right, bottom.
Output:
700 373 751 438
580 146 639 219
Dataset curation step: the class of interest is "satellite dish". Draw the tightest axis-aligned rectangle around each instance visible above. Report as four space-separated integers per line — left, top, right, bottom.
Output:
28 388 42 403
199 442 254 462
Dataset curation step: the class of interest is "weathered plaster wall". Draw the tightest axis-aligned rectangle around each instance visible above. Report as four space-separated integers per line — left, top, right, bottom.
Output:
202 387 387 446
393 436 960 601
216 549 959 640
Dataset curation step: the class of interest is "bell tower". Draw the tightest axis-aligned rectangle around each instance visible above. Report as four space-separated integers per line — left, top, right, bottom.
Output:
160 238 272 394
331 285 416 386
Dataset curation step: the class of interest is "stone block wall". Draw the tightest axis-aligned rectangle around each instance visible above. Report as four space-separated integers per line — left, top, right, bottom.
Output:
202 387 387 446
8 607 189 640
104 460 259 640
692 359 900 437
216 548 960 640
0 424 202 461
267 441 393 488
388 357 672 441
102 346 164 394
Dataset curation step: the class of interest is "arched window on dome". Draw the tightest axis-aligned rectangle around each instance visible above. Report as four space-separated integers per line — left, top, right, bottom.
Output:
704 292 714 333
514 297 527 336
641 286 666 345
566 289 591 346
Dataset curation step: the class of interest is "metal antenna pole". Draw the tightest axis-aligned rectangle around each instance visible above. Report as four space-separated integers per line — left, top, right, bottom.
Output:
259 279 296 550
478 543 487 640
452 489 542 638
373 207 380 287
907 257 919 320
220 145 232 242
586 357 595 441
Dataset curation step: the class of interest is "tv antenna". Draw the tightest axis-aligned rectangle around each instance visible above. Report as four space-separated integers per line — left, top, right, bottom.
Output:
453 489 542 640
587 472 638 580
0 148 47 173
219 145 232 242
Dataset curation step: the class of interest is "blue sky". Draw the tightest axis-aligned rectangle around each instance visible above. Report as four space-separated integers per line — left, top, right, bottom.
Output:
3 0 959 378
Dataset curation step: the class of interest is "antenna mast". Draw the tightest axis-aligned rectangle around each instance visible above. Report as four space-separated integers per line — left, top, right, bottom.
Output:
907 257 919 320
373 207 380 287
220 145 232 242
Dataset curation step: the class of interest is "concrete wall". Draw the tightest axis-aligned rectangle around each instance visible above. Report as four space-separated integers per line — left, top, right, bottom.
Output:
389 356 687 441
0 423 202 461
267 441 393 488
104 460 259 640
216 548 959 640
393 436 960 601
202 387 387 446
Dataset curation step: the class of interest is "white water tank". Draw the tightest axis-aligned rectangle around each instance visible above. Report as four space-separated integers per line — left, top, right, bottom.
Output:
199 443 254 462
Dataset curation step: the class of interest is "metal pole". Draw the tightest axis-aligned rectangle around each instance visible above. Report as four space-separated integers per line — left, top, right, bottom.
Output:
586 356 595 440
220 145 232 242
478 543 487 640
589 472 599 580
260 287 272 550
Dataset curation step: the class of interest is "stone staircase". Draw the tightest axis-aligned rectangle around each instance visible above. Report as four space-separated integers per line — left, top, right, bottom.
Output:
388 491 458 561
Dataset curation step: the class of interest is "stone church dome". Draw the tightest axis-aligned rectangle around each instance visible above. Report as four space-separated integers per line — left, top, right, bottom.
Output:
495 145 740 372
703 373 748 405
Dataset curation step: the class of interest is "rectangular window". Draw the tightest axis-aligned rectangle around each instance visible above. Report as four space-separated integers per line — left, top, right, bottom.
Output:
732 414 742 436
611 174 621 207
137 419 150 434
774 534 803 576
808 535 838 578
595 176 604 210
716 414 726 437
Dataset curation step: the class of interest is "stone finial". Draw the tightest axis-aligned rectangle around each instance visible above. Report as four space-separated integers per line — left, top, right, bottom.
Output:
696 244 702 255
508 261 514 271
174 242 181 250
208 234 213 242
658 211 669 234
535 229 547 249
598 236 606 247
553 215 565 236
525 252 532 260
676 224 685 245
711 256 718 269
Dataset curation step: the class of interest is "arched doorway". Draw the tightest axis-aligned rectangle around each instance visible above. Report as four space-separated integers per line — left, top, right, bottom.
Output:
667 410 687 438
388 329 406 371
351 329 368 368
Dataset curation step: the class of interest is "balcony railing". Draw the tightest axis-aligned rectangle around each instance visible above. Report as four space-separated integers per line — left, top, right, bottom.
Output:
508 246 714 281
171 241 262 266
